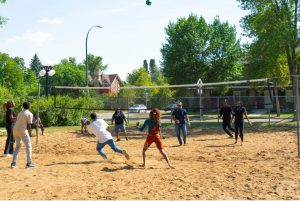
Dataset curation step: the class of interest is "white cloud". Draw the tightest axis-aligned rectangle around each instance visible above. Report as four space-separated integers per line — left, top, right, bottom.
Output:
8 31 53 46
38 18 64 25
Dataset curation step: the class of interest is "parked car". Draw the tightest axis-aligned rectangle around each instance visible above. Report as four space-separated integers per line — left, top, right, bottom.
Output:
164 103 177 111
129 104 147 113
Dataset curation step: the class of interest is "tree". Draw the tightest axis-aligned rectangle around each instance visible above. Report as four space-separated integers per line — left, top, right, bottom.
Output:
143 59 149 72
0 0 7 28
206 17 243 82
149 59 160 82
125 67 173 108
13 56 26 72
83 54 107 78
30 54 43 77
52 59 85 87
237 0 299 119
0 53 24 94
161 14 242 89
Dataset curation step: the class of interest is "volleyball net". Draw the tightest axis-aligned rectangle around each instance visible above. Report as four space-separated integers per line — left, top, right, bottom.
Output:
51 77 295 115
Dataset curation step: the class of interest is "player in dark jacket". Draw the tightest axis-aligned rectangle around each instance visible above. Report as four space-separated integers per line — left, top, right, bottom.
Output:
219 99 235 138
232 101 251 144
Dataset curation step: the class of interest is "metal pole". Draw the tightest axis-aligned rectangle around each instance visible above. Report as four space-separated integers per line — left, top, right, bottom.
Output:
268 108 271 126
217 97 220 123
199 90 202 120
296 74 300 158
85 25 102 87
45 71 49 99
36 77 41 144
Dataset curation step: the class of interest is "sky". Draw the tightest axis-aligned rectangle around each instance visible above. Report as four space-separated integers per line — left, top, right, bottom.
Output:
0 0 249 80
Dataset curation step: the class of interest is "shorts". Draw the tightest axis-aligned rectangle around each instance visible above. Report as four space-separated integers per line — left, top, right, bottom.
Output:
114 124 126 132
143 133 163 150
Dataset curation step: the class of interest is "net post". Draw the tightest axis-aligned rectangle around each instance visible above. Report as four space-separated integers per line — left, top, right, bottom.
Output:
268 108 271 126
197 79 203 120
296 74 300 158
217 97 220 123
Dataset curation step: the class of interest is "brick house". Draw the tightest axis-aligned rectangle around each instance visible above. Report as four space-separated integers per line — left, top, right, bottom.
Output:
92 69 122 94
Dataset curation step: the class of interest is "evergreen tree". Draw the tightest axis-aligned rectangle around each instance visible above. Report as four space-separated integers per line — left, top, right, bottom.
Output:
149 59 160 82
29 54 42 77
143 59 148 72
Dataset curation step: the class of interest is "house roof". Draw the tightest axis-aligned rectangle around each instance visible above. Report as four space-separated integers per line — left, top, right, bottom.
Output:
98 74 121 86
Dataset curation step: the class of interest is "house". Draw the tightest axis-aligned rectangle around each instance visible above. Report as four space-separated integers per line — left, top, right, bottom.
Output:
92 69 122 94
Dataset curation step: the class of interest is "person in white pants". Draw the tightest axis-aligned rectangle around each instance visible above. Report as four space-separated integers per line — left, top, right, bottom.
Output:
11 102 35 169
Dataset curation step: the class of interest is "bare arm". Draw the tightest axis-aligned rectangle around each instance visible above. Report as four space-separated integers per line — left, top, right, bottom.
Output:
231 113 235 123
244 112 251 124
185 114 190 126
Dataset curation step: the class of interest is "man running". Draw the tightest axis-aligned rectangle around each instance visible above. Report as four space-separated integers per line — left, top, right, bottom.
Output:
232 101 251 144
219 99 235 138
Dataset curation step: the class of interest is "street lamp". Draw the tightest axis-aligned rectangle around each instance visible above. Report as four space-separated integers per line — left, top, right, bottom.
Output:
40 66 55 98
36 66 55 144
85 25 102 87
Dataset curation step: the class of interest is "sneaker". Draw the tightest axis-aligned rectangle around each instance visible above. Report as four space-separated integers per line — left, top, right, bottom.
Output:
26 163 36 168
122 150 130 160
11 162 16 168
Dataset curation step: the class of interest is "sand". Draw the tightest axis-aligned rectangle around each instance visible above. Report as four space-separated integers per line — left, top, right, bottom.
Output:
0 127 299 200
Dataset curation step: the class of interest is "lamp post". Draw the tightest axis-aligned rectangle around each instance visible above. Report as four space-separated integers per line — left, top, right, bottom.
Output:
41 66 55 98
85 25 102 87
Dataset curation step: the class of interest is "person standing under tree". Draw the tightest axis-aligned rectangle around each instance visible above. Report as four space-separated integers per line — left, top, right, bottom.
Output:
11 102 36 168
172 101 190 146
232 101 251 144
111 108 129 141
137 108 174 168
3 100 17 157
219 99 235 138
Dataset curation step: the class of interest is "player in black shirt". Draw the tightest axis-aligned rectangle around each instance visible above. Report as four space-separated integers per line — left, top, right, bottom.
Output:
232 101 251 144
219 99 235 138
112 108 129 141
3 100 17 156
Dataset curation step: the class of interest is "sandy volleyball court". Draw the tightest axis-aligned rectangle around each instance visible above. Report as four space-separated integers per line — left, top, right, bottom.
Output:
0 127 299 200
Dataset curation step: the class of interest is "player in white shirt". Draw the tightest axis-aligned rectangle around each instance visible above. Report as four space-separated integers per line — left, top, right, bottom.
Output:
86 112 130 160
11 102 36 168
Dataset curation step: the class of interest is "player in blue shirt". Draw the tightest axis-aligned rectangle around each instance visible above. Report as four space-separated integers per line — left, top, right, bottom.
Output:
172 101 190 146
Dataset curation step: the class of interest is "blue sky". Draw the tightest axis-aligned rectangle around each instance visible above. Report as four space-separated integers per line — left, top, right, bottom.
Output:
0 0 248 80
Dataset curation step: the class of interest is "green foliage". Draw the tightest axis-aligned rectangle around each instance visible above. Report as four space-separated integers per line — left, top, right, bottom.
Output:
84 54 108 79
13 56 26 72
127 67 152 86
0 0 7 28
124 67 173 107
29 54 43 77
0 53 25 94
161 14 242 88
29 95 104 126
51 60 85 87
0 86 13 126
143 59 148 72
149 59 160 82
238 0 298 76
